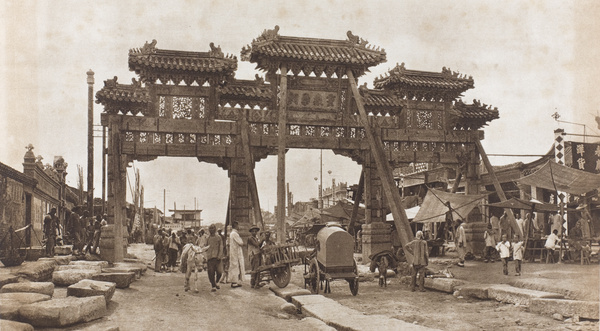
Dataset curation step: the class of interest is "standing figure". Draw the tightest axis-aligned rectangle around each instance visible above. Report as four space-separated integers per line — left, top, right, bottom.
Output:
499 211 512 241
91 215 102 255
483 223 496 263
544 229 560 263
153 229 165 272
550 212 563 237
405 230 429 292
515 213 524 239
83 213 94 254
205 224 224 292
512 235 524 276
228 221 245 288
454 219 466 267
43 208 58 257
70 209 83 255
167 231 180 272
496 234 511 275
248 226 261 288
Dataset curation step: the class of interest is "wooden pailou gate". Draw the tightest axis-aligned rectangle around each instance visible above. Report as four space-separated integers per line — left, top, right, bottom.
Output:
96 26 499 262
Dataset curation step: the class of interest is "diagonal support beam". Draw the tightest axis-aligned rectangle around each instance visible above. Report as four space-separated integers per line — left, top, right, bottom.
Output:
347 70 414 258
475 139 523 239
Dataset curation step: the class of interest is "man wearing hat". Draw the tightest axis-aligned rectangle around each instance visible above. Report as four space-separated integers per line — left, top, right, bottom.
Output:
43 208 59 257
248 225 261 288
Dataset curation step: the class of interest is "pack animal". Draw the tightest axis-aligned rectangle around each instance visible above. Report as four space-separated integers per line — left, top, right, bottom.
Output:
181 244 209 292
377 255 389 287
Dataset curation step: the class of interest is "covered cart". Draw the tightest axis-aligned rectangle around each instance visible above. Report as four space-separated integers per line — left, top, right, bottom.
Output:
303 225 359 296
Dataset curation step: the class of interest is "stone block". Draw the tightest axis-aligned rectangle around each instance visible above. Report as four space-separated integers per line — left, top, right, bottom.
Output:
455 284 489 299
14 260 57 281
114 262 147 275
52 269 101 286
18 295 107 327
92 272 135 288
269 284 312 301
424 278 466 293
67 279 116 304
54 245 73 255
529 298 599 320
487 284 564 306
0 274 20 288
70 260 110 268
1 281 54 297
38 256 75 265
298 317 336 331
0 293 52 320
292 294 333 308
102 266 143 279
57 264 103 272
0 319 34 331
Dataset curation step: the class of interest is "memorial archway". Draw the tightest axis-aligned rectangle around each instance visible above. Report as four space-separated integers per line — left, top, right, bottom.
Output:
96 27 498 262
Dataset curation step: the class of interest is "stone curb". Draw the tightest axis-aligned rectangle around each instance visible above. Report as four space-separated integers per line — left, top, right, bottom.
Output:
529 298 599 320
487 284 564 306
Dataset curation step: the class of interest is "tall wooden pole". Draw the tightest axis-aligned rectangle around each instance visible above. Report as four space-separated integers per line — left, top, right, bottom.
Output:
87 70 95 215
276 65 288 244
347 70 414 257
102 126 106 215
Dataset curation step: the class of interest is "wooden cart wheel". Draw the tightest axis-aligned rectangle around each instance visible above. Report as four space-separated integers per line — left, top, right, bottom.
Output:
0 249 25 267
309 260 320 294
348 261 359 296
270 264 291 288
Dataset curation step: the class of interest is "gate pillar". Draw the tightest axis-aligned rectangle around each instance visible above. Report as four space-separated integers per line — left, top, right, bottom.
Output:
103 116 127 262
229 157 252 271
361 153 391 261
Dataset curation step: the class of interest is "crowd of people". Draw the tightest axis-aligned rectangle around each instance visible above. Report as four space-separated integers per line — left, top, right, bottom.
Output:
42 206 106 257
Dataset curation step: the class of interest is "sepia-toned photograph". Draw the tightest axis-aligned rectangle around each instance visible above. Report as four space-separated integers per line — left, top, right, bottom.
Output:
1 1 599 330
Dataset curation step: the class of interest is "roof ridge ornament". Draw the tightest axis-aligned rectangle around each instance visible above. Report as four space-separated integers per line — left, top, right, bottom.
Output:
104 76 118 87
346 31 368 46
257 25 280 42
209 42 224 58
141 39 157 55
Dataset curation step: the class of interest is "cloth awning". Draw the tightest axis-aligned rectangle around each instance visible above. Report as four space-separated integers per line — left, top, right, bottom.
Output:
485 197 558 212
387 205 420 221
516 161 600 196
413 189 487 223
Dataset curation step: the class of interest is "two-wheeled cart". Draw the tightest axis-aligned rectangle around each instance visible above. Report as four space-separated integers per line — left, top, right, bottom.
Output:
251 243 302 288
303 225 359 296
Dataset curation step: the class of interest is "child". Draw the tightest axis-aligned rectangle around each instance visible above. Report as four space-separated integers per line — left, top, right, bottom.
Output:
483 223 496 263
495 234 511 275
512 235 524 276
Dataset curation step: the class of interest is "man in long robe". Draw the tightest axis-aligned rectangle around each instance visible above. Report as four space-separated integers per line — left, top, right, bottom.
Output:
228 221 245 288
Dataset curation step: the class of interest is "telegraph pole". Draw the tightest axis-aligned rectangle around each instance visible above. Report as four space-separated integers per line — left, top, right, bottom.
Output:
87 70 94 215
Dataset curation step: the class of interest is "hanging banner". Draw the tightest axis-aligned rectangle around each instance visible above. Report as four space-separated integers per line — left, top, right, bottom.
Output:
571 142 600 174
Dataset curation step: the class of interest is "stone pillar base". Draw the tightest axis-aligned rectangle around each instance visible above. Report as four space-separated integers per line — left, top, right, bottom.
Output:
99 225 127 263
361 222 391 262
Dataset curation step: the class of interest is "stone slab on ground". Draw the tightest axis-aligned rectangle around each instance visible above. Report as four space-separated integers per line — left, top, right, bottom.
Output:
487 284 564 306
1 281 54 297
0 293 52 320
455 283 489 299
298 317 336 331
14 260 57 281
102 266 143 279
0 319 34 331
92 272 136 289
52 269 101 286
18 295 107 327
113 262 147 275
292 294 438 330
67 279 116 304
70 260 110 268
54 245 73 255
529 298 599 320
0 274 20 288
38 255 75 265
424 277 466 293
56 264 103 272
270 284 312 301
509 279 584 301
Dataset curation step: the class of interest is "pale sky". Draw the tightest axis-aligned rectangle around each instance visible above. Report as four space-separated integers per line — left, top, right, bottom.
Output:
2 1 599 224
